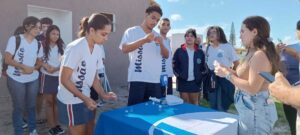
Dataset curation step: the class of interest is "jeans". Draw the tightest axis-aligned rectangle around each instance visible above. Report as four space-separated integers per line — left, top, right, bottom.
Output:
235 90 277 135
208 86 223 111
7 77 39 135
208 77 235 111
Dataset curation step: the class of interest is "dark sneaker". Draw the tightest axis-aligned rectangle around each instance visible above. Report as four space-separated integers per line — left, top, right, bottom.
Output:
48 128 58 135
55 125 65 135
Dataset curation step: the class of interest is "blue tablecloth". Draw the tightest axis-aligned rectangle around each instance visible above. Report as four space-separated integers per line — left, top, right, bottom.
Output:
94 102 238 135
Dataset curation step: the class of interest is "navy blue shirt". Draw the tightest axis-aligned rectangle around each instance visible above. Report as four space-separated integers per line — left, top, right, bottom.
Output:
173 44 206 85
281 43 300 84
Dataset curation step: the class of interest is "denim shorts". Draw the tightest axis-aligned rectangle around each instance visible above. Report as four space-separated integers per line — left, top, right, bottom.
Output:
57 99 94 126
40 73 58 94
235 90 278 135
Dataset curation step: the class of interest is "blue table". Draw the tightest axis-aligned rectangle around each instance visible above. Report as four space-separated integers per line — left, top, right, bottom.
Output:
94 102 238 135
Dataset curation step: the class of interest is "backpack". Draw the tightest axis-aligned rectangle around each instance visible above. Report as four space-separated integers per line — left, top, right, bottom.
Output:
2 35 21 76
201 44 218 101
2 35 41 77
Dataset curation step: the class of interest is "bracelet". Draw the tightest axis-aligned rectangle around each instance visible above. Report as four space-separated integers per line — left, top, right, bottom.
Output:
225 72 233 81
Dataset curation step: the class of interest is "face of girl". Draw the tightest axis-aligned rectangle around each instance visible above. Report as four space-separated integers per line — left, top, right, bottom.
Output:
28 22 41 37
92 24 112 45
185 33 196 45
240 24 256 48
49 29 60 44
208 28 218 43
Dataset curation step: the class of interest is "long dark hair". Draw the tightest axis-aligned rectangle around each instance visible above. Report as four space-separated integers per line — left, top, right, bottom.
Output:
243 16 280 75
43 25 64 61
206 26 228 44
77 13 112 38
13 26 24 35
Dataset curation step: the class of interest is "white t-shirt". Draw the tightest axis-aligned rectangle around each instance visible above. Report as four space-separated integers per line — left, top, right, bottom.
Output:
203 43 239 70
161 38 173 77
57 37 104 104
5 35 43 83
40 45 62 76
119 26 162 83
187 48 195 81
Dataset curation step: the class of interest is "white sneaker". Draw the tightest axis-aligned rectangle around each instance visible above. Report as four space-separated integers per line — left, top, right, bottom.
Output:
29 129 38 135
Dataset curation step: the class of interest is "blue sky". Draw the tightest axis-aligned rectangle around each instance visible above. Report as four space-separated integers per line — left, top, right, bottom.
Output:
154 0 300 47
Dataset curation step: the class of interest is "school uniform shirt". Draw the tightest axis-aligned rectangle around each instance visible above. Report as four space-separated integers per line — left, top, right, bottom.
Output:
186 47 195 81
57 37 103 104
203 43 239 70
119 26 162 83
161 38 173 77
173 44 206 84
5 34 43 83
40 45 62 76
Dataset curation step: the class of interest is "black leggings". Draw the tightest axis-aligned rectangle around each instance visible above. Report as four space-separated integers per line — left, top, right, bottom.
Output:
283 104 297 135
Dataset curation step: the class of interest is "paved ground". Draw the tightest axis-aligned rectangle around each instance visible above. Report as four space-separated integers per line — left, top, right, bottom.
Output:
0 77 129 135
0 77 291 135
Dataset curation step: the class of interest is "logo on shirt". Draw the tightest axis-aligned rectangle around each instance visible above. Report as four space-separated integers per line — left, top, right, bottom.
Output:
75 61 86 94
197 58 201 64
134 46 143 72
13 48 24 76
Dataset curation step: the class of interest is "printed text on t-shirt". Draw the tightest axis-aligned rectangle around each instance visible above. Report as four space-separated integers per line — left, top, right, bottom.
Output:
13 48 24 76
162 58 166 73
75 61 86 94
135 46 143 72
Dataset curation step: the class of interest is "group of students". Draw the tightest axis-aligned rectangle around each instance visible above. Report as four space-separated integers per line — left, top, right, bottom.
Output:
3 2 300 135
4 16 64 135
121 4 300 135
120 4 279 135
3 16 65 135
2 14 115 135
